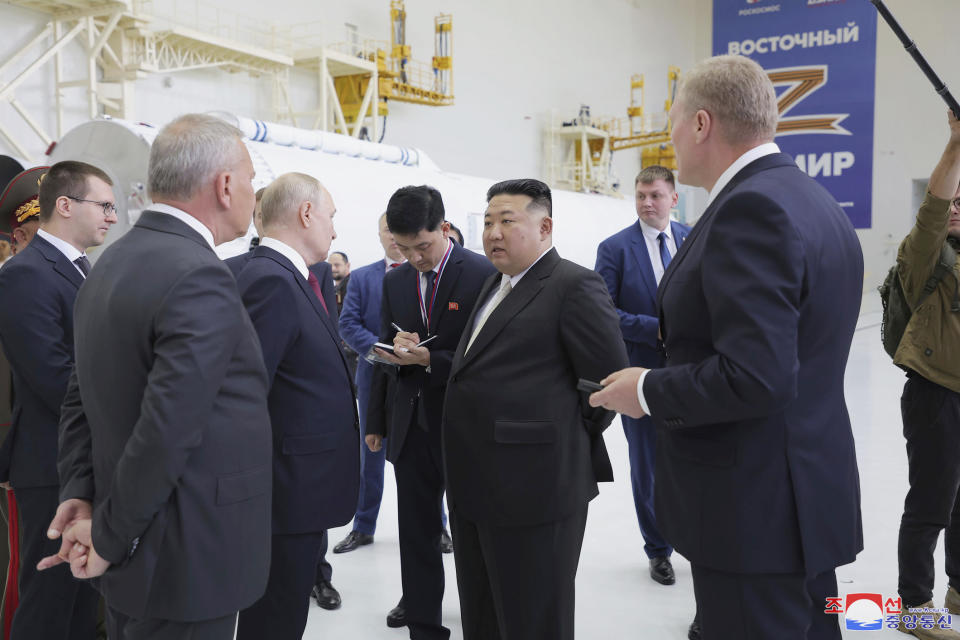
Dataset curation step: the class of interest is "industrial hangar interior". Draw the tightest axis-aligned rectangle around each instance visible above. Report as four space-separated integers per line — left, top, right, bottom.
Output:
0 0 957 639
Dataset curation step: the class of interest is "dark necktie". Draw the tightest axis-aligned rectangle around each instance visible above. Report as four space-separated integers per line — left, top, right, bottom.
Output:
415 270 438 432
424 270 437 314
249 236 260 251
658 232 672 270
74 255 91 277
307 272 330 316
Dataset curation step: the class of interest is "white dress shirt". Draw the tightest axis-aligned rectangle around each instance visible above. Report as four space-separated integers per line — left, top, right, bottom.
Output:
472 245 552 328
150 203 216 249
259 237 309 280
636 142 780 416
704 142 781 209
36 228 86 276
637 218 678 285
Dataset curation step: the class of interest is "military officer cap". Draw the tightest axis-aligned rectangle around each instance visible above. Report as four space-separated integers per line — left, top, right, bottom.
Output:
0 166 49 235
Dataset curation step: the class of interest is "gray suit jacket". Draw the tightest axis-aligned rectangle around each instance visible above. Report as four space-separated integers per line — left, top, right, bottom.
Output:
58 210 273 621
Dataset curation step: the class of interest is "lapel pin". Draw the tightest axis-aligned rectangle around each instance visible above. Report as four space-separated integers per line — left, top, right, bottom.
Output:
448 302 459 311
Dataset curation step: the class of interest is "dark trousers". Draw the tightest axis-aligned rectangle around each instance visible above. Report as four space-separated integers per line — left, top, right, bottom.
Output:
450 505 588 640
106 607 235 640
11 486 98 640
692 564 840 640
622 414 671 559
354 381 386 536
898 373 960 606
238 531 327 640
0 487 10 631
351 385 451 537
394 423 449 640
352 381 448 536
313 530 332 584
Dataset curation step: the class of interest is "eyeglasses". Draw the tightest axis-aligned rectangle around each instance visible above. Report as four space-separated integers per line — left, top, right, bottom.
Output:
66 196 117 217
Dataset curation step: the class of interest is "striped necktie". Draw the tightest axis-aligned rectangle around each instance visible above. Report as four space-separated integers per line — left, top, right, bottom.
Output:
74 255 91 277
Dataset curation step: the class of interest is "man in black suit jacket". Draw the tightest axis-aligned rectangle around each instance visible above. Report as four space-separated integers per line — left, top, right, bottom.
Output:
592 55 863 640
41 114 273 640
367 185 495 639
443 179 627 640
328 250 360 380
0 161 117 640
0 165 46 626
231 173 359 640
228 196 345 613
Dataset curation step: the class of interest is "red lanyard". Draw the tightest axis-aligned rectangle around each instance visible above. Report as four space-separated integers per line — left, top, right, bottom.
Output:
416 240 453 330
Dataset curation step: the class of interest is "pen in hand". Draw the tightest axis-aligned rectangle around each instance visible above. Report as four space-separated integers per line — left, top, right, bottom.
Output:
390 322 410 353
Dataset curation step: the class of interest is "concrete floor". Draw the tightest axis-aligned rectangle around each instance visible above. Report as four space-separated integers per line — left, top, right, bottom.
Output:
302 313 950 639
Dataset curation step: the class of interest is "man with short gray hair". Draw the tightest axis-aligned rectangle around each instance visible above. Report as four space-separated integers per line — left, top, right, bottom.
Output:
591 54 864 639
41 113 273 640
230 172 359 640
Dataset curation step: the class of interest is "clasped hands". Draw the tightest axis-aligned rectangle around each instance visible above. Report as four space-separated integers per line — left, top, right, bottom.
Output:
373 330 431 368
587 367 649 419
36 498 111 579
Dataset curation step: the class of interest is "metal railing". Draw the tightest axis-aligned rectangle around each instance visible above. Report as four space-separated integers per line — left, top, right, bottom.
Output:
135 0 292 52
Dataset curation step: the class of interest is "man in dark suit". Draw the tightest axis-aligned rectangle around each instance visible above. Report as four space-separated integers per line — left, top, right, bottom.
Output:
328 251 360 381
231 173 359 640
41 114 273 640
0 163 36 633
443 178 628 640
226 194 344 614
366 185 495 640
0 166 47 626
0 161 116 640
591 55 864 640
332 214 404 556
333 214 453 574
595 165 689 588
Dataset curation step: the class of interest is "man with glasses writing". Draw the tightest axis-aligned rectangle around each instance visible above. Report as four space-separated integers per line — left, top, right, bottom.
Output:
0 160 116 640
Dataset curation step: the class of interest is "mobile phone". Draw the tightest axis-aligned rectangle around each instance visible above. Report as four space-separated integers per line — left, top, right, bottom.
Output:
577 378 604 393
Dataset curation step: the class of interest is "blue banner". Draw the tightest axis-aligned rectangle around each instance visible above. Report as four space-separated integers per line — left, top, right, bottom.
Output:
713 0 877 228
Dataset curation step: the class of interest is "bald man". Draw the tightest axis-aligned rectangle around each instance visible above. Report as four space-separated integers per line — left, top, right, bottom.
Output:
230 173 359 640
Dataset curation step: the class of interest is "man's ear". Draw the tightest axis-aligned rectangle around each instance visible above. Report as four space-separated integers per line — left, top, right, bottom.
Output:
299 200 314 228
540 214 553 237
214 171 231 209
55 195 74 220
694 109 712 144
11 227 25 249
